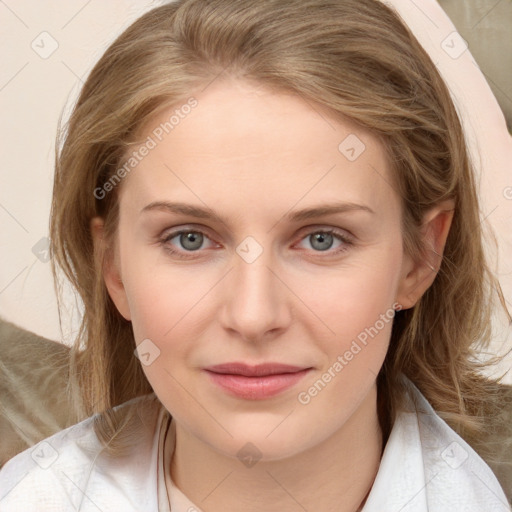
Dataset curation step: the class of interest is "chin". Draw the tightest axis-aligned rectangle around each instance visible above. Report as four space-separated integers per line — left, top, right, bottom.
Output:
201 415 323 463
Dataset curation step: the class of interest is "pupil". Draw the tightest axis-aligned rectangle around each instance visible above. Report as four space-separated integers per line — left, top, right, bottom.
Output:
182 232 202 250
313 232 332 251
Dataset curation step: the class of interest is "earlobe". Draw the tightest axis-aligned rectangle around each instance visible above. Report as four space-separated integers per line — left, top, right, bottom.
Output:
395 200 455 310
90 217 132 321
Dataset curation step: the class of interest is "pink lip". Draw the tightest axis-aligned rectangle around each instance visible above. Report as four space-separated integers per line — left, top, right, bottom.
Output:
203 362 312 400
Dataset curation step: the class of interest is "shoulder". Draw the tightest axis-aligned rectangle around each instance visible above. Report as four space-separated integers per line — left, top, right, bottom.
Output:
0 394 165 511
0 317 76 464
400 376 511 508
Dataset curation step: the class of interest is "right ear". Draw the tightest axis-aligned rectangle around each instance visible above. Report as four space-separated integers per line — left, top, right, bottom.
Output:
90 217 132 321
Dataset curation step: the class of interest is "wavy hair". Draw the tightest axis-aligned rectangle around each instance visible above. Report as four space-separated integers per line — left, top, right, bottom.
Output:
50 0 511 484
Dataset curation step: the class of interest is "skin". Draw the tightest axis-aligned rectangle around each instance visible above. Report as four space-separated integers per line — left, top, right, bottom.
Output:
93 77 454 512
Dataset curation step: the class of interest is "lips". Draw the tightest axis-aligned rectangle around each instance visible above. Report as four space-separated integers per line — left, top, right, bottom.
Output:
205 362 308 376
203 362 312 400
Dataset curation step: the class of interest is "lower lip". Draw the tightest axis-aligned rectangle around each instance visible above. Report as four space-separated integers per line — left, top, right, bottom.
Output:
204 369 311 400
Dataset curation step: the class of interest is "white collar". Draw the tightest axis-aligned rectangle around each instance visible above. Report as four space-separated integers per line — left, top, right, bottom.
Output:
1 378 508 510
362 375 509 511
158 375 510 511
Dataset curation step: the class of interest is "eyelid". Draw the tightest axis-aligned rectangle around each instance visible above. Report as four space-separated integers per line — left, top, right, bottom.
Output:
160 223 217 241
160 225 219 248
295 224 355 241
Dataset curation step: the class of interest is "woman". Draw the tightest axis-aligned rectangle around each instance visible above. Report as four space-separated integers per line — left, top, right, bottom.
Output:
0 0 510 510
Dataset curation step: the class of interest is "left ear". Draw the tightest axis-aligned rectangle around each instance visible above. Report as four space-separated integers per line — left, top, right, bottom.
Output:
395 199 455 310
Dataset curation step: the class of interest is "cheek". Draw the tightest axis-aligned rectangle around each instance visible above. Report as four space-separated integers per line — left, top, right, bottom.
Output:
118 235 206 338
120 252 222 391
294 250 403 405
122 264 201 403
126 275 190 339
303 250 402 341
293 261 399 421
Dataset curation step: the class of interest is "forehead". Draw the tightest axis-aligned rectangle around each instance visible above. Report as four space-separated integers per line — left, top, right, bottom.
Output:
119 78 400 222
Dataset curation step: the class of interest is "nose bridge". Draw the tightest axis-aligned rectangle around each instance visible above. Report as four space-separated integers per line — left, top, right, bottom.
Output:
221 238 290 340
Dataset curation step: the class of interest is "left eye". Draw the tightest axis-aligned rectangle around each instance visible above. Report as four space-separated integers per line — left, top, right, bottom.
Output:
296 230 351 252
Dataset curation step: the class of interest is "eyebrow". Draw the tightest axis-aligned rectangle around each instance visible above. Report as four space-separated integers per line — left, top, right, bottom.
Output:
140 200 375 225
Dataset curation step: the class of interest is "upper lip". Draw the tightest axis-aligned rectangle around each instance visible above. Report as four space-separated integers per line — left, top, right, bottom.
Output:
204 362 310 377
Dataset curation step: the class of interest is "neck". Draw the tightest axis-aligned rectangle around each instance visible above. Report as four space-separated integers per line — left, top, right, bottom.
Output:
170 385 382 512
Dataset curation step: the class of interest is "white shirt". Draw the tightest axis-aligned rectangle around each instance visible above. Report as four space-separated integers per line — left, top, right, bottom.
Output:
0 375 509 511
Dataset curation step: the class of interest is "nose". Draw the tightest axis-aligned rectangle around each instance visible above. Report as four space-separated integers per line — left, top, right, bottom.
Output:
219 246 292 343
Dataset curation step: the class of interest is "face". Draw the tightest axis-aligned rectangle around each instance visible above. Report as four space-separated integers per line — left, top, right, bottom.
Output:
101 78 421 461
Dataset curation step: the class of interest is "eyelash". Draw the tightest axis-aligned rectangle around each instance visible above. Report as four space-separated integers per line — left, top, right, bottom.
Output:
158 226 354 260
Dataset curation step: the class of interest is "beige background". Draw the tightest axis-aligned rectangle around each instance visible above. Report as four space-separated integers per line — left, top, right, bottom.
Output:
0 0 511 382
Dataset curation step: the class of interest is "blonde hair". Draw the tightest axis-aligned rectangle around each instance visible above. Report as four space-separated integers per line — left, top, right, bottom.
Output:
50 0 511 480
